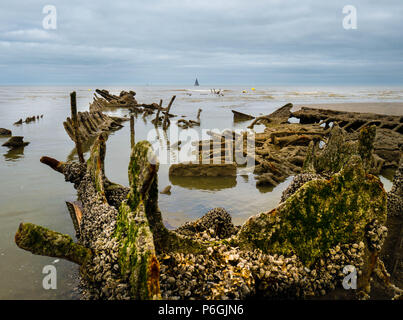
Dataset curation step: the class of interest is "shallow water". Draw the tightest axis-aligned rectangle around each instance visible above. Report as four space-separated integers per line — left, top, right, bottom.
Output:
0 85 400 299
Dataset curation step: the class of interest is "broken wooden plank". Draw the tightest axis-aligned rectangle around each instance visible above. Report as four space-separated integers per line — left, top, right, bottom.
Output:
232 110 255 122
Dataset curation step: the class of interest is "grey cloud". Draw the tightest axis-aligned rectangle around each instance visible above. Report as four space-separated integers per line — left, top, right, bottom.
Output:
0 0 402 85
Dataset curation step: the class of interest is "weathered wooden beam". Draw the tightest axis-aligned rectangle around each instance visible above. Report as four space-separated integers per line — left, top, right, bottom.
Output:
248 103 293 128
130 115 135 148
15 222 92 265
162 95 176 130
152 99 163 126
65 201 83 237
40 156 65 173
70 92 85 163
232 110 255 122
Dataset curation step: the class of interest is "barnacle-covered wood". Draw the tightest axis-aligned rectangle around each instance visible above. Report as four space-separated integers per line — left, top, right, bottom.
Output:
380 160 403 296
14 103 402 300
15 222 92 265
15 135 156 299
159 126 398 299
237 156 387 267
19 134 208 299
63 111 126 144
387 159 403 217
302 125 381 175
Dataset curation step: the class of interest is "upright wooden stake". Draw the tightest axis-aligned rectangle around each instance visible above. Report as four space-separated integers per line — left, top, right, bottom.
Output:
154 99 163 126
70 91 85 163
162 95 176 130
130 115 135 148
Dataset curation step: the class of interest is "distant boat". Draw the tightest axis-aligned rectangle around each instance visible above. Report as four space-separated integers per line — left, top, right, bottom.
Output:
194 78 199 86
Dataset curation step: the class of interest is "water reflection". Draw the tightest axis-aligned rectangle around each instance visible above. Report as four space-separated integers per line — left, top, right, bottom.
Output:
66 136 97 162
169 175 237 190
255 183 276 194
381 168 396 182
3 146 25 162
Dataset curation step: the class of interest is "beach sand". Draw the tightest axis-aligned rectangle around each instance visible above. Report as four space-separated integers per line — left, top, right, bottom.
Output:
294 102 403 116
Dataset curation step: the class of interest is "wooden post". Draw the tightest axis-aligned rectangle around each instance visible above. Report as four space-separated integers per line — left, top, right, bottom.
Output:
70 92 85 163
163 95 176 130
130 115 135 148
154 99 163 126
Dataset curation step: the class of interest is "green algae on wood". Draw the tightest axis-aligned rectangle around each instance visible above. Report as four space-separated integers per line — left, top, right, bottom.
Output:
86 132 108 200
15 222 92 265
303 124 380 176
237 156 387 267
115 141 211 299
115 140 161 299
115 199 160 299
310 124 358 174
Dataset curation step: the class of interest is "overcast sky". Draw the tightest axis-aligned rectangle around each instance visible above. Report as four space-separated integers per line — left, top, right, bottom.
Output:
0 0 402 85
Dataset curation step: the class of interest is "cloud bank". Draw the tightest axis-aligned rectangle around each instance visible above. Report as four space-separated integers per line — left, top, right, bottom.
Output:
0 0 402 85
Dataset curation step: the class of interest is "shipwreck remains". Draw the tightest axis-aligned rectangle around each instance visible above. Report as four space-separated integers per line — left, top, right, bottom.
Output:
63 110 126 144
248 103 293 129
192 103 402 189
89 89 177 126
88 89 179 130
232 110 255 122
13 115 43 126
0 128 12 136
177 109 202 129
2 136 29 148
293 107 403 169
14 116 402 299
90 89 139 112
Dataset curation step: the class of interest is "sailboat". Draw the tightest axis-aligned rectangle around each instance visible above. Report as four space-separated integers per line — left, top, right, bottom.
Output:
194 78 199 86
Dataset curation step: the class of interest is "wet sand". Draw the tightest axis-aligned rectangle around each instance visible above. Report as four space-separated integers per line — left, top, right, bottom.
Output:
295 102 403 116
